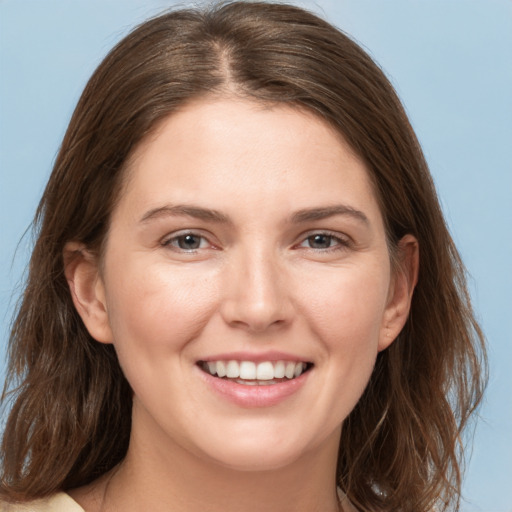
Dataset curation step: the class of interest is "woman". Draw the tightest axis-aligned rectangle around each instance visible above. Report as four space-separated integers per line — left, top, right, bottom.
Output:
0 2 486 511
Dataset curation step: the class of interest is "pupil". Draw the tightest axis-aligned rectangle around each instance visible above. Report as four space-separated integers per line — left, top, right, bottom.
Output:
310 234 331 248
179 234 200 249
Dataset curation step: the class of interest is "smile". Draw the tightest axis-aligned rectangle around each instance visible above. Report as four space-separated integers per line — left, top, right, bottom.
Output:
199 360 312 385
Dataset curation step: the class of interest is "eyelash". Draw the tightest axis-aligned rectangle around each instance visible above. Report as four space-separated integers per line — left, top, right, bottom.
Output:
162 230 351 254
296 231 351 253
162 231 212 252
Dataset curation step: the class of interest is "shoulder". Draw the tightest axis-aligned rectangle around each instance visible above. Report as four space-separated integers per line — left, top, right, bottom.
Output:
0 493 84 512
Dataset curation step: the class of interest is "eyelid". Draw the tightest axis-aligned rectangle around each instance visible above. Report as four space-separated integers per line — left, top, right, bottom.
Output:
161 229 218 252
294 230 352 251
160 228 352 253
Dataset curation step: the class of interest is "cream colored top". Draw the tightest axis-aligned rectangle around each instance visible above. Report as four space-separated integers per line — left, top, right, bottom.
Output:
1 493 84 512
1 490 357 511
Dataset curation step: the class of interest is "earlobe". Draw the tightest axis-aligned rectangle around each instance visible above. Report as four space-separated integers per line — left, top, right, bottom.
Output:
378 234 419 351
63 242 113 344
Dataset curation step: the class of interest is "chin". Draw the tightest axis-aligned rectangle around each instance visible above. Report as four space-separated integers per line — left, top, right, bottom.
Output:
191 426 326 473
206 446 305 473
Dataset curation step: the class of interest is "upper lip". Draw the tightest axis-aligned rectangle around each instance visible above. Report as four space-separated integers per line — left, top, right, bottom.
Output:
198 351 312 363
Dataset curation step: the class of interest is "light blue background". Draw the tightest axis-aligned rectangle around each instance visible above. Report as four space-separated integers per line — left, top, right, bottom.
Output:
1 1 511 510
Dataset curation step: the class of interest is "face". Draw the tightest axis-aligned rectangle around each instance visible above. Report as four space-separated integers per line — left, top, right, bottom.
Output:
70 98 412 472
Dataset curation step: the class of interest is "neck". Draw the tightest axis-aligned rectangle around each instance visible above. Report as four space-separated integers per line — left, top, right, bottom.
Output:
101 413 342 512
70 403 350 512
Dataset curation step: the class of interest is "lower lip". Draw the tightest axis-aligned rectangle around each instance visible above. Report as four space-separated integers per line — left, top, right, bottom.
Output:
197 367 311 408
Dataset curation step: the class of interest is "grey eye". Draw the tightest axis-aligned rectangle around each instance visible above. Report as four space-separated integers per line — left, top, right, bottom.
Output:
306 234 334 249
176 234 203 250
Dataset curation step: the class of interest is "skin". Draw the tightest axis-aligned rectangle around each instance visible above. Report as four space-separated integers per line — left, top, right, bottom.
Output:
65 97 418 512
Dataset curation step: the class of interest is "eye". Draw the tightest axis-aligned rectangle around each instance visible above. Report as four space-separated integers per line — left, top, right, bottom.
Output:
297 232 350 252
163 232 210 251
304 234 337 249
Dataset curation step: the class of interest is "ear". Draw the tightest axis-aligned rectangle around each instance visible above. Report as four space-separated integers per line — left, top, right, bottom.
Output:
378 234 419 352
63 242 113 344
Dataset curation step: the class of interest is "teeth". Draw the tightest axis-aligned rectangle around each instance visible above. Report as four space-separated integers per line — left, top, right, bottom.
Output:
274 361 285 378
235 379 257 386
216 361 227 378
239 361 256 380
226 360 239 378
256 361 274 380
285 362 296 379
202 360 308 381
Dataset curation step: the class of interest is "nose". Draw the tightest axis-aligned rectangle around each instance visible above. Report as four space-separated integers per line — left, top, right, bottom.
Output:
219 248 293 333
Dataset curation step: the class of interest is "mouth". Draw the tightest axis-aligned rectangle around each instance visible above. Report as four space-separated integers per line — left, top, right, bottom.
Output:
198 360 314 386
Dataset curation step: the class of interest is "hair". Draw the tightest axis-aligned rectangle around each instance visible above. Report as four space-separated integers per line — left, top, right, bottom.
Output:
1 2 486 511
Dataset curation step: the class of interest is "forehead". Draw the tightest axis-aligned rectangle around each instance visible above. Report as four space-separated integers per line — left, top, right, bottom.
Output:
116 97 383 226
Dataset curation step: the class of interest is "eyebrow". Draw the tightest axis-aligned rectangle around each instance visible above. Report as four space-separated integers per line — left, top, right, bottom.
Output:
139 203 369 226
291 205 369 225
140 204 231 224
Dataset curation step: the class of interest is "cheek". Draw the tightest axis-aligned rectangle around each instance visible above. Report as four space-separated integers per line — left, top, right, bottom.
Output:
103 257 220 362
300 262 390 348
302 265 390 420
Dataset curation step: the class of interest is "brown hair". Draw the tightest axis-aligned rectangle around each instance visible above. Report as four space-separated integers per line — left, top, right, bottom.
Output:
1 2 486 510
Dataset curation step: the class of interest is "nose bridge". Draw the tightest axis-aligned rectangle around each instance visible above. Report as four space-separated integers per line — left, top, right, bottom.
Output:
220 243 291 332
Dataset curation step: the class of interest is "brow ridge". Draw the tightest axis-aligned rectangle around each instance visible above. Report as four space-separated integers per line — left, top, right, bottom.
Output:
140 203 369 226
291 205 369 224
140 204 231 224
